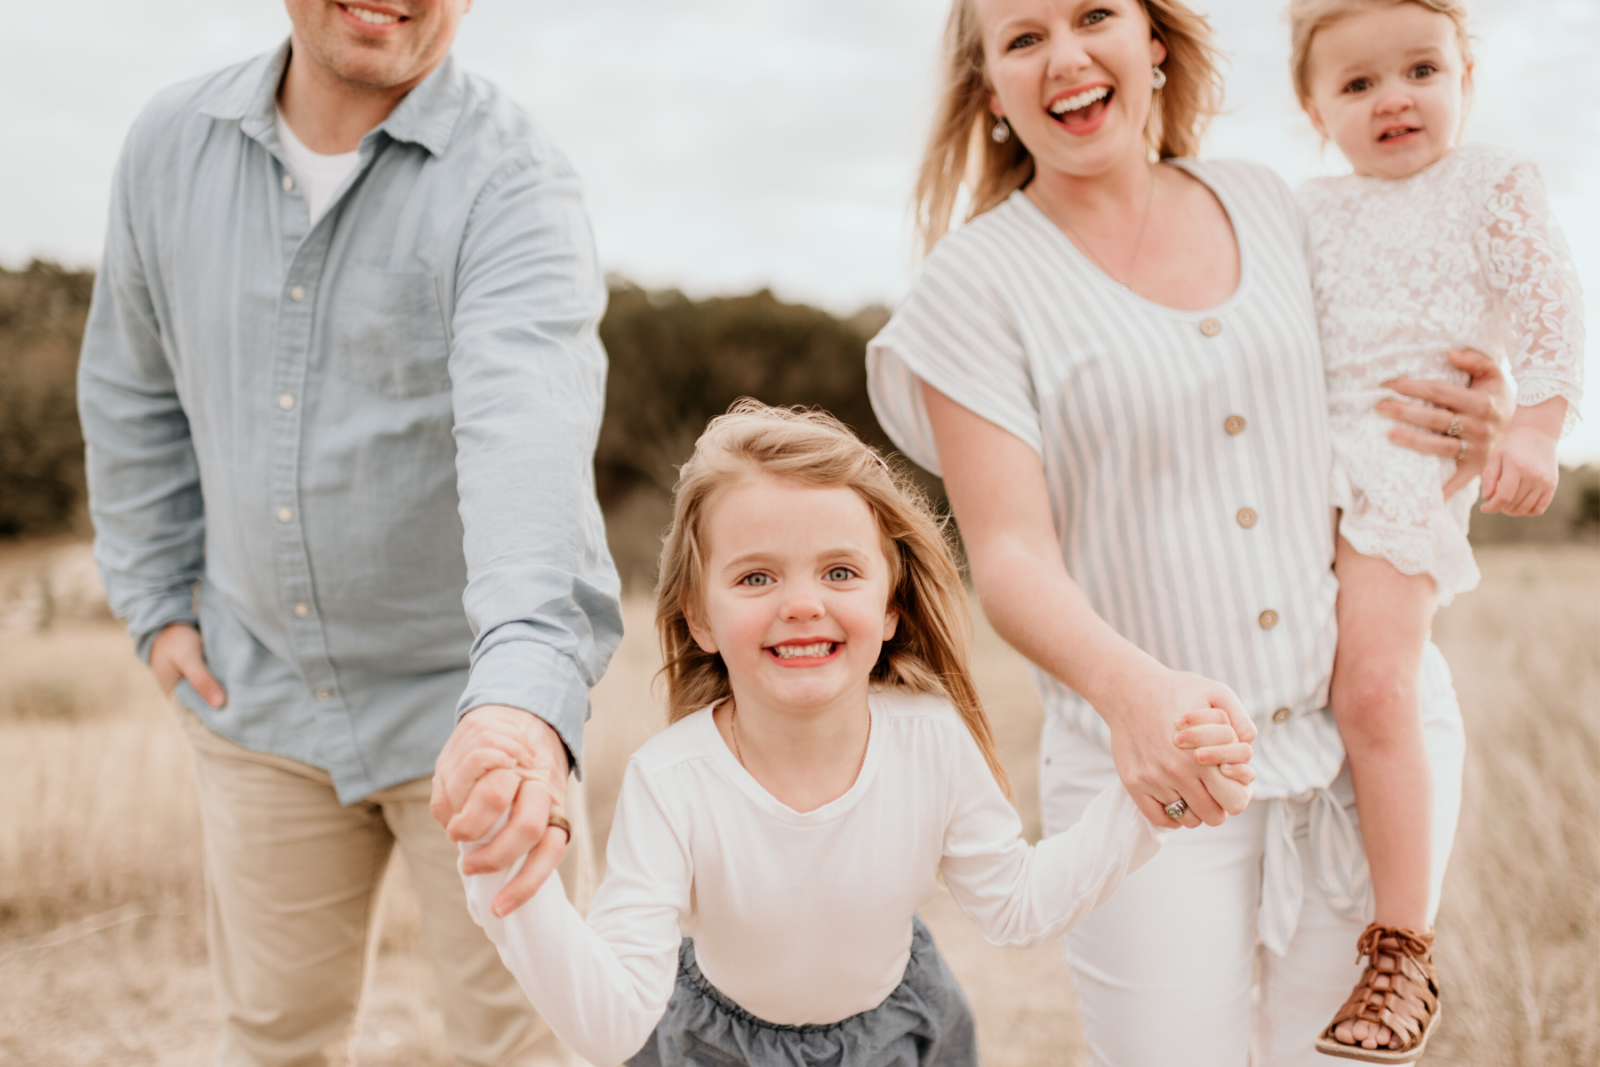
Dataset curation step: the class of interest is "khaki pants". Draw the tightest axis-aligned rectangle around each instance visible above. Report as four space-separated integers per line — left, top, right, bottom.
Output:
179 707 594 1067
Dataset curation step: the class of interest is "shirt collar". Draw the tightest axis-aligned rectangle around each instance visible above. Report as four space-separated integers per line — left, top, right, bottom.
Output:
199 38 467 158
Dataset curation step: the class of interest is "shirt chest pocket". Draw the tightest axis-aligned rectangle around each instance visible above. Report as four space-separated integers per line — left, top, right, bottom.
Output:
330 266 452 399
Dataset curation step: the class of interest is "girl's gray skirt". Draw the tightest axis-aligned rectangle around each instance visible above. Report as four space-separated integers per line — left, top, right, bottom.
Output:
627 915 979 1067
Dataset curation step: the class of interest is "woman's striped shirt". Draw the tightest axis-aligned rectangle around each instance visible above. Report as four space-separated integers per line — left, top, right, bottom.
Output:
867 160 1350 801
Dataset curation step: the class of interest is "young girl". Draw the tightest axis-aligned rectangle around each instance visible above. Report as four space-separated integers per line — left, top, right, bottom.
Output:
1291 0 1585 1059
459 402 1255 1066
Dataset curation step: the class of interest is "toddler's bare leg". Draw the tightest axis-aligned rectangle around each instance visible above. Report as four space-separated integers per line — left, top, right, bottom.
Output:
1328 534 1436 1049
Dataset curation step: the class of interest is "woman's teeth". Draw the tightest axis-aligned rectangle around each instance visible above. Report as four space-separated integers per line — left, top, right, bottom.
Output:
1050 86 1110 116
772 642 835 659
342 4 401 24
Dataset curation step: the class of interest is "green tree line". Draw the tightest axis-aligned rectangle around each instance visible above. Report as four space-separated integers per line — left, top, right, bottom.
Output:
3 261 1595 586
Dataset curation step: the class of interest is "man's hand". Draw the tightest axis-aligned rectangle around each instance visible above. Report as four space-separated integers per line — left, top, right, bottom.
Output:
431 705 571 918
150 623 226 707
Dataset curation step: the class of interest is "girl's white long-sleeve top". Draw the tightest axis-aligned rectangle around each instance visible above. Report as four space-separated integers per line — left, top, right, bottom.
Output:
461 688 1166 1066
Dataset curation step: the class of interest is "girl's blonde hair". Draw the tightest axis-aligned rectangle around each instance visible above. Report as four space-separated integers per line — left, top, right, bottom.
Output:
656 400 1012 798
1289 0 1474 102
915 0 1224 253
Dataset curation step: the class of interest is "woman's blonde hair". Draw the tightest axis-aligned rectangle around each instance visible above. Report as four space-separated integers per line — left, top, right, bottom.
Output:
1289 0 1474 103
655 400 1012 797
915 0 1224 253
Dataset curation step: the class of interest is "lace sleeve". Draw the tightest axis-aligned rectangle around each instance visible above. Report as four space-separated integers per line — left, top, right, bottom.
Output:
1481 160 1586 433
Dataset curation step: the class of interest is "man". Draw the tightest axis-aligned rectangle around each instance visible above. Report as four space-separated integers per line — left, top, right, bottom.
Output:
77 2 622 1063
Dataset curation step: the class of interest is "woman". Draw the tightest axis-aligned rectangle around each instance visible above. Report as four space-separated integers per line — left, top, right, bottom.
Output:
865 0 1509 1063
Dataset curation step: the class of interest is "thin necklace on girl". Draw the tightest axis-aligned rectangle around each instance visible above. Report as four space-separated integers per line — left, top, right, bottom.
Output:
729 698 872 785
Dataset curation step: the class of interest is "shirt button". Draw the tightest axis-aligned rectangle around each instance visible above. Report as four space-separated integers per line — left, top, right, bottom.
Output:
276 507 293 523
293 602 310 618
1259 609 1280 630
315 688 331 701
1237 507 1258 528
290 285 306 302
282 174 295 192
278 393 296 410
1200 317 1222 337
1273 706 1291 724
1224 414 1246 435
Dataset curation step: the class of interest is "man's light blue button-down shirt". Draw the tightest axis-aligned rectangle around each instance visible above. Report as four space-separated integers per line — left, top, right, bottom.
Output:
78 43 624 803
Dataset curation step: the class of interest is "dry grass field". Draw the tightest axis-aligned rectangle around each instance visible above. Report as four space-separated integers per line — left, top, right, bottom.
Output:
0 539 1595 1066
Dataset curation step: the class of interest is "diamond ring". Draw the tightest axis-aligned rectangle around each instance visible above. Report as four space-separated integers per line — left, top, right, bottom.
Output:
1445 415 1462 438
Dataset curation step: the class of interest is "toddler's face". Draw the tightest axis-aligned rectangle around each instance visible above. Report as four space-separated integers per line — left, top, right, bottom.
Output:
1302 2 1471 180
686 472 899 721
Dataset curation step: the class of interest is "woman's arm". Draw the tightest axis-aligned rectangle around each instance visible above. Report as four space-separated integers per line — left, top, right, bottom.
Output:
923 382 1255 829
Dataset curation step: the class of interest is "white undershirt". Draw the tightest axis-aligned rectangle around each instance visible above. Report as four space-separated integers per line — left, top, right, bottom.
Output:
274 107 361 225
462 688 1165 1066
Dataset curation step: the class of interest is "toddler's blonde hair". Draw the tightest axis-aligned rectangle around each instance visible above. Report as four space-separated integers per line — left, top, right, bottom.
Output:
655 400 1012 797
914 0 1224 254
1289 0 1474 103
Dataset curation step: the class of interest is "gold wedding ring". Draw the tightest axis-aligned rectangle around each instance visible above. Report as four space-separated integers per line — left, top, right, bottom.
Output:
547 812 572 843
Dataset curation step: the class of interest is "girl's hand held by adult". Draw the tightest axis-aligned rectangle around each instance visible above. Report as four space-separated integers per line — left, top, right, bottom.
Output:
1093 661 1254 830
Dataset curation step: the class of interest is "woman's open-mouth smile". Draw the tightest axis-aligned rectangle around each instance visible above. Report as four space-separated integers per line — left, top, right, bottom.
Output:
1048 84 1114 136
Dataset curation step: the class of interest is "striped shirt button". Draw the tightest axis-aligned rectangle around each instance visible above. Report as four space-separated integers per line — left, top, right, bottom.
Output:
315 688 331 701
1224 414 1246 435
1259 609 1280 629
290 285 306 302
276 506 293 523
1200 317 1222 337
1237 507 1258 528
278 393 296 410
1273 706 1292 723
293 602 309 618
282 174 295 192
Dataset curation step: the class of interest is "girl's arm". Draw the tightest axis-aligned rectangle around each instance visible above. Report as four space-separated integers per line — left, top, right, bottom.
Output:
922 382 1255 831
939 723 1168 949
1477 160 1586 516
460 762 689 1067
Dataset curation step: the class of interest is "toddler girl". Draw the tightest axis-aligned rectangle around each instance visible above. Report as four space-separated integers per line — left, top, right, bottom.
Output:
1291 0 1585 1060
459 402 1256 1066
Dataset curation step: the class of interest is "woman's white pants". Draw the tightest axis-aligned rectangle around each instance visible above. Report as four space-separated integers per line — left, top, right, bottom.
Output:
1038 650 1465 1067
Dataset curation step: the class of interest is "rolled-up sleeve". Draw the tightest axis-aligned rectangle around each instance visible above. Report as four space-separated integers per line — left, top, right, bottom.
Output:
449 151 625 770
78 131 205 663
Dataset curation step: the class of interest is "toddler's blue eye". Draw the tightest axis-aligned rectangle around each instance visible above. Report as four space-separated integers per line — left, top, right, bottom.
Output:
741 573 771 587
825 567 855 582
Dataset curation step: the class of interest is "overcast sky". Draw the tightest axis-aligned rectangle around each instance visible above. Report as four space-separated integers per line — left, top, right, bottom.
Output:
4 1 1596 459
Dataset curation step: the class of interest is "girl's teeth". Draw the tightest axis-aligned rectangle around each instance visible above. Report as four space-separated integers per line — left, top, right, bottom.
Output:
1050 86 1110 116
345 5 400 24
773 642 835 659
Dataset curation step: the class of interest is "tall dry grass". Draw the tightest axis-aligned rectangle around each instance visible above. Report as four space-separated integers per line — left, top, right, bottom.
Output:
0 540 1594 1065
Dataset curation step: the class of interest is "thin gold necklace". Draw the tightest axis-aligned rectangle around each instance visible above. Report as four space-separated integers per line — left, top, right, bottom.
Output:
1057 167 1157 289
729 699 872 784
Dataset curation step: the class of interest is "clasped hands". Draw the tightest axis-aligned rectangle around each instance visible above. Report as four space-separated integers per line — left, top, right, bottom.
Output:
431 705 573 919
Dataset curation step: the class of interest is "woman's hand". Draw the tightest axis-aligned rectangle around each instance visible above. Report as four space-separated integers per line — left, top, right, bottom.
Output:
1380 349 1513 499
1099 664 1257 830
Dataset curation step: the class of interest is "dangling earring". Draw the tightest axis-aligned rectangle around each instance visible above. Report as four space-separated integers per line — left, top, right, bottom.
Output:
1151 65 1168 90
991 117 1011 144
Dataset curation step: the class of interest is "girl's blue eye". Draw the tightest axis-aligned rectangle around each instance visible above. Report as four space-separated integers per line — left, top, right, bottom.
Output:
825 566 855 582
740 573 771 587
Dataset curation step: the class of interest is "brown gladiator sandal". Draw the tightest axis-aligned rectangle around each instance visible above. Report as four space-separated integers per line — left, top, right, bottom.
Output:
1316 924 1441 1063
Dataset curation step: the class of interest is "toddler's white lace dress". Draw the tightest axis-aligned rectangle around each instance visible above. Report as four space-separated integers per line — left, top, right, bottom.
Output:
1300 143 1584 605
